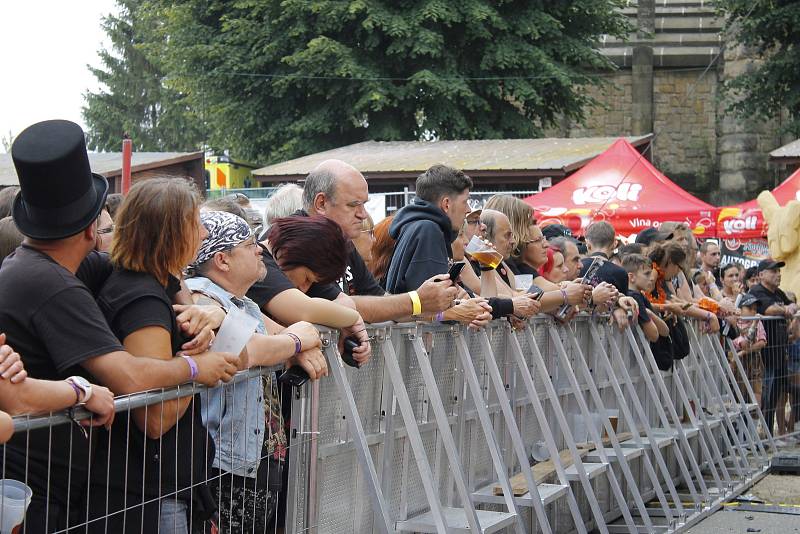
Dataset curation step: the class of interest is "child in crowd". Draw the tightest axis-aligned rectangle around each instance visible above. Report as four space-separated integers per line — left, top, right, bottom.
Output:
622 254 670 343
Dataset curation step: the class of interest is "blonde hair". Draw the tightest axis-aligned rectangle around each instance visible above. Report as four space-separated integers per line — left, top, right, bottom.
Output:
483 195 534 254
111 178 201 286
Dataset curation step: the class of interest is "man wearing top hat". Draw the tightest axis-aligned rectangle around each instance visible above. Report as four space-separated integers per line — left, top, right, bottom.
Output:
0 120 239 532
748 259 798 438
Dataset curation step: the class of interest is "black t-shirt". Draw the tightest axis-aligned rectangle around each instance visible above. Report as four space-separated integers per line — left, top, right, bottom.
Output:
0 245 124 510
341 245 385 296
580 253 628 294
76 250 114 296
246 246 296 310
517 263 540 277
627 290 653 326
749 283 791 367
90 269 213 523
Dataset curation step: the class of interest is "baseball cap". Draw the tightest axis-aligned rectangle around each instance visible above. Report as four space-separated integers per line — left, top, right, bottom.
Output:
541 223 573 241
738 293 760 308
757 259 785 272
635 227 674 245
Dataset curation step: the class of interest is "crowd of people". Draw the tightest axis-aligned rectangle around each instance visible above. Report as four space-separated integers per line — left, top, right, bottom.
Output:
0 119 796 532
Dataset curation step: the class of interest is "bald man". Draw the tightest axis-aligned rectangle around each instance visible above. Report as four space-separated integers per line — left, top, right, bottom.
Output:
481 209 516 261
298 160 457 322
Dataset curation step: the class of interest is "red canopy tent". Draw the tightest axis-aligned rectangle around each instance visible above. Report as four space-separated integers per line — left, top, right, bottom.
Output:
716 166 800 240
523 138 717 238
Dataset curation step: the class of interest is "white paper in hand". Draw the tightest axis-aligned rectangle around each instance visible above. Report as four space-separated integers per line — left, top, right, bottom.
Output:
210 305 259 357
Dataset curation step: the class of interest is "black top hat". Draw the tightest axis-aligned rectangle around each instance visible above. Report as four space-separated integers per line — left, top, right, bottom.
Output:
11 120 109 240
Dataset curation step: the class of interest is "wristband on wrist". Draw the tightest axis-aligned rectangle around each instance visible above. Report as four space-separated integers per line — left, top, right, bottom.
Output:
182 355 199 381
435 311 445 322
560 289 568 305
66 379 82 404
409 291 422 316
286 332 302 354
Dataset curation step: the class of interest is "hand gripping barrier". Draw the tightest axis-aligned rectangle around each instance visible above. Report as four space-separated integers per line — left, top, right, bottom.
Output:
285 315 772 534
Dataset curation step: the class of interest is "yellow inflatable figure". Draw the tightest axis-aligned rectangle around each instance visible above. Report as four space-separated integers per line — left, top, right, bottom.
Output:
758 191 800 297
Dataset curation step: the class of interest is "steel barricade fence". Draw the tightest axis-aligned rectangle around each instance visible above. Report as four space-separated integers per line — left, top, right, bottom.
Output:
0 315 773 534
285 315 771 534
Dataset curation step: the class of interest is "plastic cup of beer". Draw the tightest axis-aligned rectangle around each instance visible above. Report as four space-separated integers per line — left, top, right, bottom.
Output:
515 274 533 291
465 235 503 269
0 479 32 534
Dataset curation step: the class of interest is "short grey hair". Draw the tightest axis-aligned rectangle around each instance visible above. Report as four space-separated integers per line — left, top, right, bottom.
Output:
585 221 616 249
480 209 501 241
302 167 338 210
265 184 304 224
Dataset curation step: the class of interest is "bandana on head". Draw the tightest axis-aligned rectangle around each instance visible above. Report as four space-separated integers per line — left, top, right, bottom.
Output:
191 211 254 268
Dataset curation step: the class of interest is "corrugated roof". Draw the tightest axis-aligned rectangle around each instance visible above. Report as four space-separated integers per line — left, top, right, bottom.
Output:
0 151 202 187
771 139 800 160
252 136 653 179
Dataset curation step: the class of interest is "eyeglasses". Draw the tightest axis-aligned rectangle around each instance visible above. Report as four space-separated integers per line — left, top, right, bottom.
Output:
230 237 259 251
98 225 114 235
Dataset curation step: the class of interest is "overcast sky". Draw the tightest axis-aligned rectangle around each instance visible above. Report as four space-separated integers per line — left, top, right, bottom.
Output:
0 0 117 151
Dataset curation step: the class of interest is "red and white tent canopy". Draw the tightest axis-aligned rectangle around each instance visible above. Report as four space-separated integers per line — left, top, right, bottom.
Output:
523 138 717 238
717 166 800 240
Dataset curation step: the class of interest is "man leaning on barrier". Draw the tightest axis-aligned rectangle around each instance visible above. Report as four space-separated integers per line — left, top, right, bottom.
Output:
300 159 459 322
185 210 327 532
0 120 239 533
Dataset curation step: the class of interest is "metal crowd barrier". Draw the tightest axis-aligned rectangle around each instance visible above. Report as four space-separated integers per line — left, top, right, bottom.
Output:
2 315 773 533
285 315 772 534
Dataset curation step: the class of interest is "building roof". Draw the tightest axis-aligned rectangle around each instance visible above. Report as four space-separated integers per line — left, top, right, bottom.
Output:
252 135 653 183
0 151 203 187
770 139 800 162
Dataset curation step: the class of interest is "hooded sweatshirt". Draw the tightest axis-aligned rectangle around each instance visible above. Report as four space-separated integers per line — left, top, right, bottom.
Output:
385 199 455 294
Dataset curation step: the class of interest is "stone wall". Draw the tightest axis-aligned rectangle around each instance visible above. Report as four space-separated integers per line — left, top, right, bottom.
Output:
546 69 719 198
651 69 718 194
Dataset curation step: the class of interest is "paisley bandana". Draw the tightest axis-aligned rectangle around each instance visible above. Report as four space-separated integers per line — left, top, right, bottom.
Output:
191 211 253 268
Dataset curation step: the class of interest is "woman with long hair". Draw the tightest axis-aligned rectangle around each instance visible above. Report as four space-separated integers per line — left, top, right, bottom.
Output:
89 178 215 533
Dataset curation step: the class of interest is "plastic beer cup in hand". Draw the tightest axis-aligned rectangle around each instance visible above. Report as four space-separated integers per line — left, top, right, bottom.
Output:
465 235 503 269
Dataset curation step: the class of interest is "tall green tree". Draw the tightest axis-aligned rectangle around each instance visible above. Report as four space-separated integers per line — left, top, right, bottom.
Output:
83 0 205 152
146 0 630 164
719 0 800 135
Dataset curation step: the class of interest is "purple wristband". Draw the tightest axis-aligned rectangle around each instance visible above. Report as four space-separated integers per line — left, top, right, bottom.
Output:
435 311 445 322
66 379 82 404
182 355 199 381
286 332 302 354
560 289 568 305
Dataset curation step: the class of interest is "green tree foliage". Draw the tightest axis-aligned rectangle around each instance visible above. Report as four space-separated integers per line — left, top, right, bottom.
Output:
144 0 630 163
83 1 205 152
719 0 800 135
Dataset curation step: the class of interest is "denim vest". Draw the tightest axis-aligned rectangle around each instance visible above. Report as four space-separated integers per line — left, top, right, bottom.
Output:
186 276 268 477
